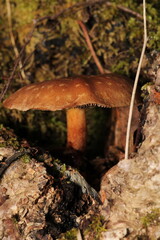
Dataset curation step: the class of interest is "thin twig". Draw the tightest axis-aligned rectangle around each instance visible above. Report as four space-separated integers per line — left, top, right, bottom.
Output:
21 51 34 70
0 26 35 102
117 5 143 20
0 59 20 102
6 0 26 80
125 0 147 160
78 20 106 74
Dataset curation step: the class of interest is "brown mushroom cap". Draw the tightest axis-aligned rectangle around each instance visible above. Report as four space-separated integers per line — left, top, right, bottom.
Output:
3 74 139 111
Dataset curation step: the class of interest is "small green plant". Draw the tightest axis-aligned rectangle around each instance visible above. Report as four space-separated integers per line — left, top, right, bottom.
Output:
58 228 77 240
21 154 31 163
141 82 154 99
84 215 107 240
7 137 20 149
141 208 160 228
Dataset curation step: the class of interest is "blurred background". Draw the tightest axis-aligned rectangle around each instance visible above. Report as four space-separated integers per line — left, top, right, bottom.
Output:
0 0 160 158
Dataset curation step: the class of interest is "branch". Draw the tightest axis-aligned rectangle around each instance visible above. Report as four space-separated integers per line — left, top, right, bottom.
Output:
78 20 106 74
125 0 147 160
0 27 35 103
117 5 143 20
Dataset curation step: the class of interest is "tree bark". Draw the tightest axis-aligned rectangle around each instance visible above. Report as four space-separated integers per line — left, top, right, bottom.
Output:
0 128 99 239
99 90 160 239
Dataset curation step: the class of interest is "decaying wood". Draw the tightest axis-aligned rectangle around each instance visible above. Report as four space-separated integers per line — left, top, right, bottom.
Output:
1 84 160 239
99 97 160 239
0 128 99 240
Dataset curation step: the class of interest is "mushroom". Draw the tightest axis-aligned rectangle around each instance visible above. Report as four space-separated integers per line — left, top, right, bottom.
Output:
3 73 140 152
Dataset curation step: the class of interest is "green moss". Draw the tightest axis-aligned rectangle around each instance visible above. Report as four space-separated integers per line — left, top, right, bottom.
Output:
11 0 56 28
0 126 21 150
141 208 160 228
7 137 20 149
12 0 39 27
0 142 7 148
58 228 77 240
141 82 154 99
0 142 7 147
21 154 31 163
84 215 107 240
51 159 67 175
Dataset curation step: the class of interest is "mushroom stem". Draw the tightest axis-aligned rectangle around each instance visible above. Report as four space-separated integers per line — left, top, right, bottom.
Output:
66 108 86 151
